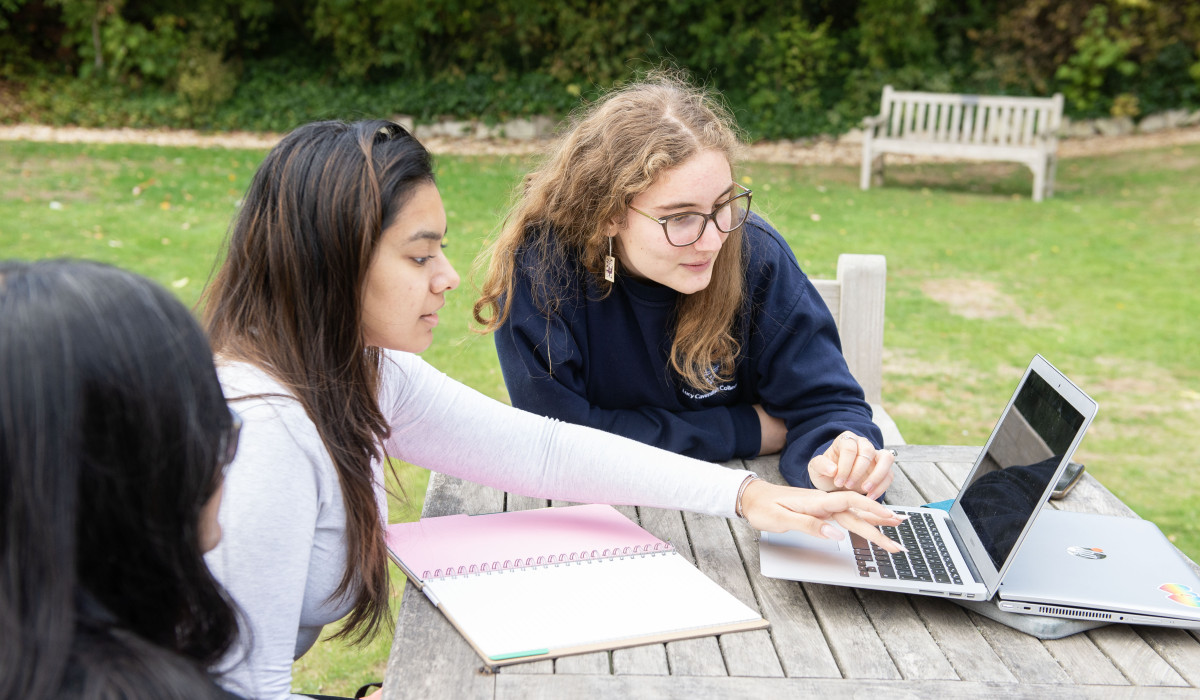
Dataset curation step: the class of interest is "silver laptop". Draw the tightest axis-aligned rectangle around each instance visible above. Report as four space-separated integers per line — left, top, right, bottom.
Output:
996 508 1200 628
759 354 1097 601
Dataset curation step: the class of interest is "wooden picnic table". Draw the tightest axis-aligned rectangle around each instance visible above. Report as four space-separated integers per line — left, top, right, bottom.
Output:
383 445 1200 699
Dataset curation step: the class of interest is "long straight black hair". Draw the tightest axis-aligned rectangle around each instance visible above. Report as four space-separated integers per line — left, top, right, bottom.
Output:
0 260 239 699
204 120 435 643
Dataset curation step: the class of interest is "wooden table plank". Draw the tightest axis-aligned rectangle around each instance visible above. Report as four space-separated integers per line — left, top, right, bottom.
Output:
680 506 779 678
384 473 501 700
420 472 505 517
665 636 728 676
1043 632 1130 686
805 583 901 679
896 460 962 503
611 644 670 676
499 660 553 676
666 508 752 677
1049 474 1139 517
878 457 925 505
895 445 981 464
637 506 694 564
1088 625 1189 686
553 652 610 675
966 610 1073 684
681 513 757 609
505 493 549 512
717 630 781 678
1137 627 1200 686
908 596 1016 682
856 589 958 680
931 460 976 490
387 587 497 699
494 674 1200 699
728 518 842 678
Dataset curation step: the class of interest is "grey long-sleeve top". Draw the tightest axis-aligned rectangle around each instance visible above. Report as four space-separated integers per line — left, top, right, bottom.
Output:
205 350 750 699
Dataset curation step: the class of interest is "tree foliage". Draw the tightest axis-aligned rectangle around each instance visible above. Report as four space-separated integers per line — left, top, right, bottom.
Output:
2 0 1198 138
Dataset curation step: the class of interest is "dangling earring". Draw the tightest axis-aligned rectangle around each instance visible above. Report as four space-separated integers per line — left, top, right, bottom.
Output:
604 236 616 283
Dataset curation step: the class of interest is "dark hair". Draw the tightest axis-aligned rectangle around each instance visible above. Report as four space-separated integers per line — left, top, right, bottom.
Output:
0 260 239 698
203 120 435 643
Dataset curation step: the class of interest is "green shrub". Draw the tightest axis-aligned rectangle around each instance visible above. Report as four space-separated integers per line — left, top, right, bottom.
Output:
1055 5 1138 114
3 0 1199 139
174 42 238 116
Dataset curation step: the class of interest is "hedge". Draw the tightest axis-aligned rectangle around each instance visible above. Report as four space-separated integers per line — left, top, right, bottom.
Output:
2 0 1198 139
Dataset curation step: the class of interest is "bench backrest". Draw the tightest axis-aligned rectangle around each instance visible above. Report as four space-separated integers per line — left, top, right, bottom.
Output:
876 85 1063 148
810 254 886 406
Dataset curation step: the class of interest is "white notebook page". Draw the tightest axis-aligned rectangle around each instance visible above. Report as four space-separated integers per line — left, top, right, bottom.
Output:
425 551 761 659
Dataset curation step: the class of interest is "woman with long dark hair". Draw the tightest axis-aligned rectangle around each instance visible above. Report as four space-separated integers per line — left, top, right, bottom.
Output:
0 260 241 699
201 119 905 699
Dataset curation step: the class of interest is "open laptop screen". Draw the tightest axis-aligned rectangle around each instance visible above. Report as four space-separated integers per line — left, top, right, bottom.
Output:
957 370 1087 570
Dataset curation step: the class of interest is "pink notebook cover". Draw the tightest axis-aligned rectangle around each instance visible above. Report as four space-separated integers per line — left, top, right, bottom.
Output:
385 504 672 582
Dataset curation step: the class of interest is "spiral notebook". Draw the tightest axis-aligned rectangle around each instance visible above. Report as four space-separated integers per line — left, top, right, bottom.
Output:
385 504 767 667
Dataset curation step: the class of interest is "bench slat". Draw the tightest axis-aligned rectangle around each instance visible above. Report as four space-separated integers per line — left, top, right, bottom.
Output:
869 139 1046 163
887 89 1067 109
939 103 953 142
889 94 902 137
962 103 975 144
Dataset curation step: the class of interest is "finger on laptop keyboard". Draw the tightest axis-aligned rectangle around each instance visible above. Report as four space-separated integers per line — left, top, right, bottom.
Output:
849 506 908 526
833 511 906 553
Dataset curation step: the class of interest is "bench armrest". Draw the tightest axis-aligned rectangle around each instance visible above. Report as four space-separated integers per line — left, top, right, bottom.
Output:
861 114 887 132
870 403 906 447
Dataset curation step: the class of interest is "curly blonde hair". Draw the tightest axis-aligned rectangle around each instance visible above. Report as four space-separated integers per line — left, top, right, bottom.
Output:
473 73 747 391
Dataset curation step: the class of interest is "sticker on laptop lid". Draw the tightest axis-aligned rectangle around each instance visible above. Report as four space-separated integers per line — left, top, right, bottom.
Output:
1067 546 1106 560
1160 583 1200 608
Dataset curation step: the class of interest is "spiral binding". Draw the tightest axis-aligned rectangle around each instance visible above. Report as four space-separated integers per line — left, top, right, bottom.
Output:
422 541 673 580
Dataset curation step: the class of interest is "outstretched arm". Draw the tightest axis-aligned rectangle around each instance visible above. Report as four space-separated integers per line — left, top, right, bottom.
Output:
382 351 904 552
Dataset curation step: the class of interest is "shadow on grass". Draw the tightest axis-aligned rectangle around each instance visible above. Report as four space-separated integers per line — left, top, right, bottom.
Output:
869 161 1072 199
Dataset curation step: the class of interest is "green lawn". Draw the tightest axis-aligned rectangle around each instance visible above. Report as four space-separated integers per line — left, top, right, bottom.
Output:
3 139 1198 695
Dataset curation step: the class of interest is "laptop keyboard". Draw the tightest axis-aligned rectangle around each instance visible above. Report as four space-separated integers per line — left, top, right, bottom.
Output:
851 510 963 585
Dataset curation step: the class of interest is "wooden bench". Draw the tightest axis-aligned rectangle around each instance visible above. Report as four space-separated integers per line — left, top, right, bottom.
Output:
811 253 905 446
860 85 1064 202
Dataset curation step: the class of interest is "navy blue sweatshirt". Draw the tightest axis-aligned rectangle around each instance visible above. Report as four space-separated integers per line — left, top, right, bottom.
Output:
494 213 882 488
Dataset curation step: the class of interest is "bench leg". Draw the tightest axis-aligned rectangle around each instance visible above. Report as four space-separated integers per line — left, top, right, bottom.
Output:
1030 159 1045 203
860 146 873 191
1045 154 1058 199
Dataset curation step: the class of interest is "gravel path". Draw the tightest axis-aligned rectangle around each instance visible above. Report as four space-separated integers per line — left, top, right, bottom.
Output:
3 122 1199 163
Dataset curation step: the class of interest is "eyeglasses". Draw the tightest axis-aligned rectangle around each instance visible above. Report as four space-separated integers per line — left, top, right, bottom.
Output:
218 408 243 472
628 183 753 247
